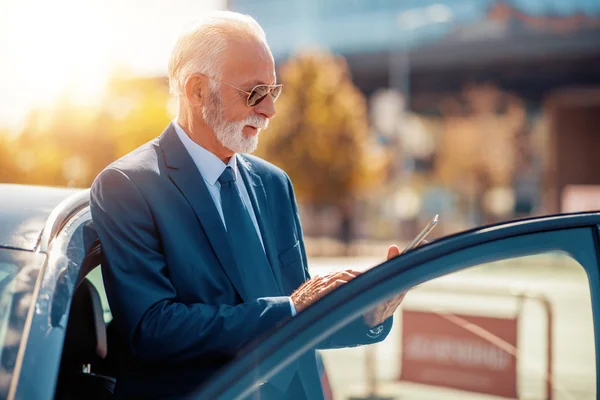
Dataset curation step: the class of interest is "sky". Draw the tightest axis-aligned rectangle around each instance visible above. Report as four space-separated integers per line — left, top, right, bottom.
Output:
0 0 225 130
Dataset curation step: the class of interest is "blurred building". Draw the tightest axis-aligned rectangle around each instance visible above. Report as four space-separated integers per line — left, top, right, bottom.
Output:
229 0 600 232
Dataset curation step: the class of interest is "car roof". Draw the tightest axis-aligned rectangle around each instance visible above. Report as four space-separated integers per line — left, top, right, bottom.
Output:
0 184 83 251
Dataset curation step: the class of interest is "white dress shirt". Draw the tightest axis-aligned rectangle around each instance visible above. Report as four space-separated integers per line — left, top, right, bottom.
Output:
173 121 296 316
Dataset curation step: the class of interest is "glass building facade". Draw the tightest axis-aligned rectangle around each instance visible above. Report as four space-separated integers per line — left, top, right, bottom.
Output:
230 0 600 59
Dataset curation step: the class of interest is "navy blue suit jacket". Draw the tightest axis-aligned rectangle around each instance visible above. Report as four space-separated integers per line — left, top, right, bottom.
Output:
90 124 392 399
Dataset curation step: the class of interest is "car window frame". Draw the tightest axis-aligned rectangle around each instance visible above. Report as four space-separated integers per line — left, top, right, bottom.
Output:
0 248 46 399
9 203 92 400
194 214 600 399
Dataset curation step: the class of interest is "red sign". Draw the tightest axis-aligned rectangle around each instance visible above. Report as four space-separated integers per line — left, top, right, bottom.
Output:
561 185 600 213
399 310 518 398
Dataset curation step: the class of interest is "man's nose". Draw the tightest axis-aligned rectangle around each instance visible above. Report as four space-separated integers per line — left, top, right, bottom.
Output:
254 95 276 119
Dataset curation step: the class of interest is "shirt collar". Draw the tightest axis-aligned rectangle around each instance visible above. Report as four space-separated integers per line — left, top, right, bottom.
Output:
172 119 238 186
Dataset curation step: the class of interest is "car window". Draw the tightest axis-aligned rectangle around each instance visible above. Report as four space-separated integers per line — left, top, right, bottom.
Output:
15 208 96 400
86 266 112 323
195 223 599 400
0 261 19 362
0 249 40 399
317 251 595 400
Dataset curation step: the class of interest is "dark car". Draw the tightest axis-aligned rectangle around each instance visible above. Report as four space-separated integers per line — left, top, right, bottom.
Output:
1 183 598 399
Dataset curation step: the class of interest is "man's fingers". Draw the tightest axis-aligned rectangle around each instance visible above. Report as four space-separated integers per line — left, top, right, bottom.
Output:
294 269 365 310
385 293 407 317
384 295 405 313
387 245 401 260
366 292 408 326
305 276 338 294
314 269 362 284
392 292 406 305
297 278 318 292
321 271 357 284
344 269 363 277
322 279 347 294
293 274 354 312
294 276 322 294
368 309 385 326
335 270 361 281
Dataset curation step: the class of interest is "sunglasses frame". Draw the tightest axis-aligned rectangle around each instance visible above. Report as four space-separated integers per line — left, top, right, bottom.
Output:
198 73 283 107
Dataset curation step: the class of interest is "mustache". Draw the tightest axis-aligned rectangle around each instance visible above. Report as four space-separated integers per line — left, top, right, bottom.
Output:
243 115 269 129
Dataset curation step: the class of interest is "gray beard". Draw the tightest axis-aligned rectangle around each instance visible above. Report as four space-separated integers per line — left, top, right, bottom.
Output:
202 90 259 154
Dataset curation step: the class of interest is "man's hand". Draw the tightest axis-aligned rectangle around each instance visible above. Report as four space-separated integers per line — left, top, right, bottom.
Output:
363 244 406 327
291 270 362 313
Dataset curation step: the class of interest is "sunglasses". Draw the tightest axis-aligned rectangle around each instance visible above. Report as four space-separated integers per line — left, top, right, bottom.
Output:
201 74 283 107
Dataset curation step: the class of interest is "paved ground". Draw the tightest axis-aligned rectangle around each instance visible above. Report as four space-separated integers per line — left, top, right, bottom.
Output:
309 255 596 400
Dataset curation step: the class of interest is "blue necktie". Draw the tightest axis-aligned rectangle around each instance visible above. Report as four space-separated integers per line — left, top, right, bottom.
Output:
219 167 298 393
218 167 280 298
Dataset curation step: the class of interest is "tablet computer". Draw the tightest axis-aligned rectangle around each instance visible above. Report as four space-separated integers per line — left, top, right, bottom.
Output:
401 214 438 254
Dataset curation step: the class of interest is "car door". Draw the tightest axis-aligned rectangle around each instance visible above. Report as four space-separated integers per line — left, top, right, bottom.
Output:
194 213 600 399
10 191 93 400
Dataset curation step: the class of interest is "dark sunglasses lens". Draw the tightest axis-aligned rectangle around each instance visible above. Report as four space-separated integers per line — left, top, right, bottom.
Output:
248 86 270 107
247 85 282 106
270 85 282 101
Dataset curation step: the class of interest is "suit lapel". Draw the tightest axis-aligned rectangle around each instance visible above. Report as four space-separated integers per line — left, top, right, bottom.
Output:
158 124 250 302
237 155 285 294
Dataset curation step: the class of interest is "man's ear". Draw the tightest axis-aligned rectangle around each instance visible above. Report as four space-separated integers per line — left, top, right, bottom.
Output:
184 74 205 107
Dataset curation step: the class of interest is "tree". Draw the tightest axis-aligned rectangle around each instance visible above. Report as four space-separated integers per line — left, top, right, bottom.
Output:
435 83 527 223
0 132 19 183
256 51 388 242
6 73 171 188
103 75 172 159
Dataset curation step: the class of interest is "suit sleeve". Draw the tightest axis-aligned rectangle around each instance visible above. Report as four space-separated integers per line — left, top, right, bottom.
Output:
284 174 393 348
90 168 292 363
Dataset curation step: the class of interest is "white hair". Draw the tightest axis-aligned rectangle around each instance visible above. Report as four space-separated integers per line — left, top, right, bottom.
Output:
168 11 268 96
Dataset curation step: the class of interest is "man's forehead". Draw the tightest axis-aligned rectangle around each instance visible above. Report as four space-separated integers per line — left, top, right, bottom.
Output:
220 37 276 85
246 75 277 86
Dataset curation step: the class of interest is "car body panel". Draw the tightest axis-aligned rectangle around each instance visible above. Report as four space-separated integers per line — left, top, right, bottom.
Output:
0 185 87 399
11 208 92 399
0 184 80 251
0 249 46 399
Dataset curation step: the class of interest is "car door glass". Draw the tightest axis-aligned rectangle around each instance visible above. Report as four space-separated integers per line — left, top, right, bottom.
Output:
86 266 112 323
0 262 18 368
311 251 595 400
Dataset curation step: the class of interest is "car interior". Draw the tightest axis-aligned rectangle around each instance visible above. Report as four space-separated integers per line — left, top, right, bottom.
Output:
54 239 120 400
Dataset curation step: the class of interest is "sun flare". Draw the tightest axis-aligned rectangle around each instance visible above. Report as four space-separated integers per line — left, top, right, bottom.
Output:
2 0 114 125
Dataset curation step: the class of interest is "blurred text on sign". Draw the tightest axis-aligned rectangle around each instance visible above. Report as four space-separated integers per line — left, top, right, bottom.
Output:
399 309 518 398
561 185 600 213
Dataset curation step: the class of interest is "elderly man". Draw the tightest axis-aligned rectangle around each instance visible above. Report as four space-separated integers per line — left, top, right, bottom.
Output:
91 11 403 399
